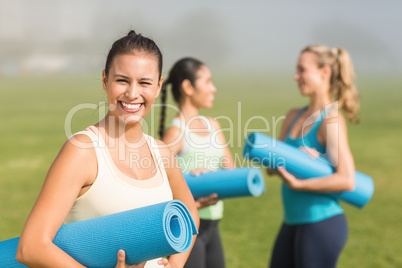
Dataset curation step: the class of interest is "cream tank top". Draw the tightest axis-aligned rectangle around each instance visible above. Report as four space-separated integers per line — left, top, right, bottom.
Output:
64 127 173 268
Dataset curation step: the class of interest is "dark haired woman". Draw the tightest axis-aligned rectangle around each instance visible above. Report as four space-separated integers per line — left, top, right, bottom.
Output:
268 44 360 268
16 31 199 268
159 57 234 268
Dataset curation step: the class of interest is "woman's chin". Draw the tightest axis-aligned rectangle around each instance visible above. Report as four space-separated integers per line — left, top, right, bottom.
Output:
200 102 213 110
299 88 312 96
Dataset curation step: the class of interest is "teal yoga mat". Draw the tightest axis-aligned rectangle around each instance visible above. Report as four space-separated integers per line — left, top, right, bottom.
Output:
0 200 197 268
183 167 265 199
243 132 374 208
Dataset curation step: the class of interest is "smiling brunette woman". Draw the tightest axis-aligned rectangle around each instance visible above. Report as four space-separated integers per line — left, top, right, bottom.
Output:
16 30 199 268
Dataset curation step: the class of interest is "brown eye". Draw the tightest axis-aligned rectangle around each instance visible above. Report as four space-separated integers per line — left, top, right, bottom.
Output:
140 81 152 86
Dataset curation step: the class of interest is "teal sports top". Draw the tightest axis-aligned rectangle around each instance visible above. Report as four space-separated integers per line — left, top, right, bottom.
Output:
282 107 344 225
170 116 225 220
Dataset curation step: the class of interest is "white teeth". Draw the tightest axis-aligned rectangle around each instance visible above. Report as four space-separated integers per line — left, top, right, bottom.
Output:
121 102 141 110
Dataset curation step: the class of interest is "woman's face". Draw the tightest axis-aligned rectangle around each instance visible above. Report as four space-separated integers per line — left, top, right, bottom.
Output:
294 51 327 96
191 65 216 109
102 53 162 124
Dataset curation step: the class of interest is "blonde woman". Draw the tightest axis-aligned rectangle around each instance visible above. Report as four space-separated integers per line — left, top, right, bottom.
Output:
269 45 359 268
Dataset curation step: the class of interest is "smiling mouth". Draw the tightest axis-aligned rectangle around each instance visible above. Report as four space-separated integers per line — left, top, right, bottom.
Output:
119 101 143 112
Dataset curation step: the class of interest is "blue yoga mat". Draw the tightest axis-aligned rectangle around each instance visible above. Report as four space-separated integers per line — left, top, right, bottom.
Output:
243 132 374 208
0 200 198 268
183 167 265 199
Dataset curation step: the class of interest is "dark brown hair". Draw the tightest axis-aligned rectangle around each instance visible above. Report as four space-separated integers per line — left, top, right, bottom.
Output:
104 30 163 80
158 57 204 138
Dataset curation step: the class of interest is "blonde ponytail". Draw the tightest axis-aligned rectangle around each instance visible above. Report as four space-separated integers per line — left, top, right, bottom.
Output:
302 45 360 123
331 48 360 123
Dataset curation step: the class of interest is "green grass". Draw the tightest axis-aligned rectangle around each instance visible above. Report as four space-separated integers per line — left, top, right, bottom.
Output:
1 73 401 267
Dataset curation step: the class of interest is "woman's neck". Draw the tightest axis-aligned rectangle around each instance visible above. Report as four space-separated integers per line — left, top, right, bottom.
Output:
307 90 332 115
178 100 200 122
98 114 144 143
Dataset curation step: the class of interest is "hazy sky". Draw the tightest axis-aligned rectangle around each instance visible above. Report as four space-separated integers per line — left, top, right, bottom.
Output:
1 0 401 74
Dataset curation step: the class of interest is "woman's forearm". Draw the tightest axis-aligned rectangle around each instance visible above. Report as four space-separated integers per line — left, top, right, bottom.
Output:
17 240 85 268
297 173 355 193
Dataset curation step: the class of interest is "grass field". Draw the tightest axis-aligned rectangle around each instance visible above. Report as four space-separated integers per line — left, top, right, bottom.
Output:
1 73 401 267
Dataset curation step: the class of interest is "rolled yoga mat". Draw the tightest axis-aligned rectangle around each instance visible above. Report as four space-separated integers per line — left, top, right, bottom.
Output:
0 200 198 268
243 132 374 208
183 167 265 199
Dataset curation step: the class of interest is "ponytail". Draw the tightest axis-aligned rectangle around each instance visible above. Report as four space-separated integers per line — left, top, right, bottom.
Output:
158 79 170 139
331 48 360 123
158 57 204 138
302 45 360 123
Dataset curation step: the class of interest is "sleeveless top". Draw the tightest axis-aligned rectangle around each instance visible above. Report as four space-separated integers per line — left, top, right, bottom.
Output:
170 116 225 220
282 107 344 225
64 126 173 268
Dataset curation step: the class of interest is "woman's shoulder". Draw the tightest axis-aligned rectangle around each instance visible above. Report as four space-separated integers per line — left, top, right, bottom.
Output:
149 137 177 169
66 129 99 150
162 120 186 142
146 135 170 156
49 132 97 184
57 127 99 166
169 116 184 126
202 115 221 130
277 107 305 140
322 108 346 123
164 117 186 135
319 109 348 134
62 132 97 160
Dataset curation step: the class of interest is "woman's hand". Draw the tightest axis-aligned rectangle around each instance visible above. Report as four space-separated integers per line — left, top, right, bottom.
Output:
189 169 219 209
157 258 181 267
273 147 317 191
277 167 303 191
115 250 146 268
195 193 219 209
